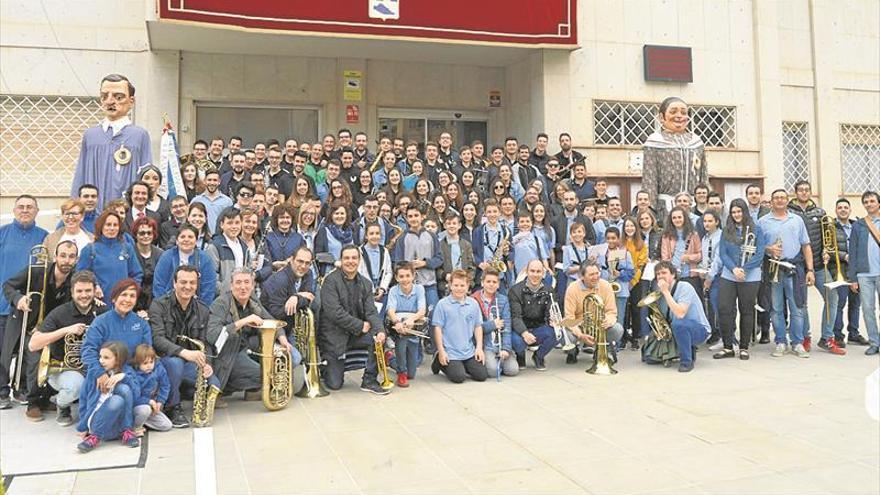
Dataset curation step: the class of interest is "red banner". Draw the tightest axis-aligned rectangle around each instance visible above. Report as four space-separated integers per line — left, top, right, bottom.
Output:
158 0 576 46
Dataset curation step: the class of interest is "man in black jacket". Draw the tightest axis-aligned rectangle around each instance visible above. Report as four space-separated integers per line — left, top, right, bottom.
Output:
149 265 217 427
260 246 315 363
788 180 831 352
0 241 77 418
551 190 597 266
158 195 189 248
318 245 388 395
508 260 557 371
832 199 869 346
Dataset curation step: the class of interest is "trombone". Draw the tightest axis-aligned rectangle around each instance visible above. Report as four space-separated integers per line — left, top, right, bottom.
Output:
820 216 849 323
14 245 49 394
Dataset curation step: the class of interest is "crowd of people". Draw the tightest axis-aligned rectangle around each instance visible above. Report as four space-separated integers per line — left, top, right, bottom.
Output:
1 74 878 455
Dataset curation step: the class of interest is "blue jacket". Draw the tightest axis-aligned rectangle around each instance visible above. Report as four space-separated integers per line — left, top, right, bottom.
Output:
152 247 217 304
260 264 317 329
848 216 880 279
76 237 143 301
719 226 767 283
390 228 444 285
133 361 171 407
472 222 511 265
257 230 304 282
0 220 48 315
77 364 140 433
81 309 152 373
472 290 512 353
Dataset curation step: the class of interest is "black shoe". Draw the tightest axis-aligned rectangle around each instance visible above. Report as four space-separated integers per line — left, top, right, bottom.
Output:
835 338 847 349
706 335 721 346
759 334 771 344
817 338 830 351
0 396 10 410
532 353 547 371
168 406 190 429
516 353 526 368
56 406 73 427
692 346 698 363
630 340 641 351
565 353 578 365
848 335 870 346
431 354 441 375
360 382 390 395
12 390 27 405
713 349 735 359
678 362 694 373
866 345 879 356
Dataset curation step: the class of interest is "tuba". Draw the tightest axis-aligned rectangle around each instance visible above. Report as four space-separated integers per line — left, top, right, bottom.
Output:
375 338 395 390
37 325 89 388
249 320 293 411
583 294 617 375
490 230 510 273
294 308 329 399
637 291 672 341
177 335 221 427
15 245 49 393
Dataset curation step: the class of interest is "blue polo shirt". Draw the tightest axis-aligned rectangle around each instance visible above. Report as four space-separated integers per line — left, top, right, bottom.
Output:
387 283 426 315
432 295 482 360
867 216 880 276
758 212 809 260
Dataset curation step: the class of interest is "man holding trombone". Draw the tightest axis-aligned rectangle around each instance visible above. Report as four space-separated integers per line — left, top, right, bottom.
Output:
758 189 815 358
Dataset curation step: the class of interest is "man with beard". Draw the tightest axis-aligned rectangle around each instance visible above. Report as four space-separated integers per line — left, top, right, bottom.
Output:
207 137 227 172
28 270 108 426
191 169 233 236
554 133 585 170
281 138 299 173
353 132 374 170
220 152 251 198
71 74 152 206
339 147 360 186
0 242 78 417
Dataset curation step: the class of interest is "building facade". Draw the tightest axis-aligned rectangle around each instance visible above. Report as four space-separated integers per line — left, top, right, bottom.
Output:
1 0 878 219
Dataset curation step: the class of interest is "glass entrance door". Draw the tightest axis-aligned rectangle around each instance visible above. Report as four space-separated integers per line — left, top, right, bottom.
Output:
379 109 488 153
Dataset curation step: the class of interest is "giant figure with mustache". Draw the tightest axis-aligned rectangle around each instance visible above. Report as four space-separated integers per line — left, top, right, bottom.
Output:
71 74 153 210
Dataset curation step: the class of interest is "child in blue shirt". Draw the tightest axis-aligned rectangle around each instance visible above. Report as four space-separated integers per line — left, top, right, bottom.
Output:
386 263 426 387
132 344 173 434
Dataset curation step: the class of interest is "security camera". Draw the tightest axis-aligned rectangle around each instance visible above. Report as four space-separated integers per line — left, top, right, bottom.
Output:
454 113 462 119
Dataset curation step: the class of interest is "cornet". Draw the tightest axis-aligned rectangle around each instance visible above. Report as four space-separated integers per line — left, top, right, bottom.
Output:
548 292 577 351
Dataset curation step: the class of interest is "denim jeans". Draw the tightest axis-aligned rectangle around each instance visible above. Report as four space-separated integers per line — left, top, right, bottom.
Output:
671 318 708 366
616 296 627 327
707 277 721 338
511 325 556 359
770 275 805 345
424 284 439 319
805 269 840 341
857 274 880 346
484 349 519 377
47 370 85 408
395 335 420 379
161 356 222 407
89 383 134 440
834 284 861 340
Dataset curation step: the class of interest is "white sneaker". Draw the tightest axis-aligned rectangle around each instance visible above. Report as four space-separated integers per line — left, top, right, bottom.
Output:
793 343 810 358
709 341 724 352
771 343 786 357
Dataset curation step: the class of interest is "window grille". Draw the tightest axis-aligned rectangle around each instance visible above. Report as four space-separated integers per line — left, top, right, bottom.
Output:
593 100 736 148
840 124 880 194
0 95 104 196
782 122 810 192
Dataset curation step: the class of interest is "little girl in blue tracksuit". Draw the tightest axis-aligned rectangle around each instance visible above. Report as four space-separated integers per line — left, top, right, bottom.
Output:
77 341 141 453
132 344 173 434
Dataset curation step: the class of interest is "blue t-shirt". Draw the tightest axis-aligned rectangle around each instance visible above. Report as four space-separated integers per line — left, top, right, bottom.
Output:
432 295 481 360
660 282 710 335
866 216 880 276
757 212 809 260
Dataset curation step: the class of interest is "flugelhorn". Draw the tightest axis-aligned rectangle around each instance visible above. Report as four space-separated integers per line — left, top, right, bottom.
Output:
548 292 576 351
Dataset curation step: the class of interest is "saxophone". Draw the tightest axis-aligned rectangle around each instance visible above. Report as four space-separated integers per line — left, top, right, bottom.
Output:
177 335 220 427
294 308 329 398
489 229 509 273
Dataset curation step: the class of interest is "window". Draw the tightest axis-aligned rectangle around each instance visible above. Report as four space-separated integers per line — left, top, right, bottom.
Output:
782 122 810 192
0 95 104 196
378 109 488 153
840 124 880 194
593 100 736 148
195 104 320 149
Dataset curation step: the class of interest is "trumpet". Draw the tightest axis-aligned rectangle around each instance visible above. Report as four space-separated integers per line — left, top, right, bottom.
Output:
375 338 395 390
548 292 576 351
767 236 785 283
